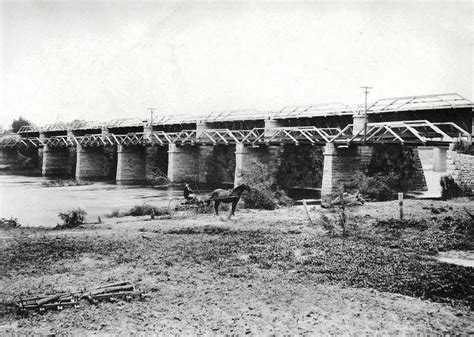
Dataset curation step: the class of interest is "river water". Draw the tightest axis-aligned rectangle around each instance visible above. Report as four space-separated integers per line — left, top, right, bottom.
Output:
0 165 444 227
0 174 195 227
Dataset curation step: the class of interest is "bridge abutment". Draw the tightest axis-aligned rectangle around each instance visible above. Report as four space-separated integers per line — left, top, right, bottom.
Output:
167 144 199 183
116 145 146 183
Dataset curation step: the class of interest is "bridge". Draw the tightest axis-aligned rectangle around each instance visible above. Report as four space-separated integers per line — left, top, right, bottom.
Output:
1 93 472 199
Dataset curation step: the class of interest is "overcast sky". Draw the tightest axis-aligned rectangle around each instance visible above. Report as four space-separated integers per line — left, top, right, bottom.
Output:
0 0 472 129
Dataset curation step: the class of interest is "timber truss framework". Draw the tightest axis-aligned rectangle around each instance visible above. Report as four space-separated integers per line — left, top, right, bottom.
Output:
1 120 470 149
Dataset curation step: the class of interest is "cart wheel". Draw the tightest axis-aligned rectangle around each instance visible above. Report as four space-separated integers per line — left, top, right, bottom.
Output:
168 197 185 217
187 204 200 217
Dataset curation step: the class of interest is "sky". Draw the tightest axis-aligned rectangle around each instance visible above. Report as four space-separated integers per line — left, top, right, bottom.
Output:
0 0 472 129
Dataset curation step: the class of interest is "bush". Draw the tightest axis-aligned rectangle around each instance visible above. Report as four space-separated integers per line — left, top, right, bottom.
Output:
242 188 279 210
0 217 21 229
240 161 293 210
106 209 122 218
125 204 166 217
346 171 398 201
440 175 470 199
452 139 474 155
57 208 87 229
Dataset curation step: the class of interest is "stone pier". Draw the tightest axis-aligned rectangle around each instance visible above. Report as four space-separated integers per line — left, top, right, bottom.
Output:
116 145 146 183
42 145 76 177
320 143 372 201
167 144 199 183
234 143 280 186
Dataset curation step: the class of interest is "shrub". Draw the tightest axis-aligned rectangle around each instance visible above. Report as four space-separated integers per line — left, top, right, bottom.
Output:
452 139 474 155
148 167 172 186
57 208 87 229
125 204 166 217
240 161 293 210
242 187 279 210
106 209 122 218
440 175 469 199
346 171 398 201
0 217 21 229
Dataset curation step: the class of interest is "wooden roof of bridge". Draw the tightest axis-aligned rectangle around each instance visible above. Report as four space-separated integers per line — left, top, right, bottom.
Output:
16 93 473 133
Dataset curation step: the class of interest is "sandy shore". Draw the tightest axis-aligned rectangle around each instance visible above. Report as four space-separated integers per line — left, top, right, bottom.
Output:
1 199 473 334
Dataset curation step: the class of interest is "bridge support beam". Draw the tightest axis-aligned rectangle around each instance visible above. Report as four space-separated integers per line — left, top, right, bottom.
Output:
320 143 372 203
234 143 280 187
76 146 114 180
116 145 146 183
167 144 199 183
432 147 447 172
42 145 76 177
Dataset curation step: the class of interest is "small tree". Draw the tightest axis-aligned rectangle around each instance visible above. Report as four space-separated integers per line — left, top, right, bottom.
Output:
11 117 32 133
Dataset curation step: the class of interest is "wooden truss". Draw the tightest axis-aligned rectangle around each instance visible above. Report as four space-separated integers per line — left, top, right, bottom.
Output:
333 120 471 146
2 120 470 149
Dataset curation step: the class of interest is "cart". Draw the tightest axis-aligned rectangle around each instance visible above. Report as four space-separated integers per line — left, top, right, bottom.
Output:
168 196 208 217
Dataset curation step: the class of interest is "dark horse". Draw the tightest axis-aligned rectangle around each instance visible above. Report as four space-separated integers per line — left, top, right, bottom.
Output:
206 183 251 216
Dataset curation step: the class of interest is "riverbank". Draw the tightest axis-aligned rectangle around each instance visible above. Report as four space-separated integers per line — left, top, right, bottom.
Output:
1 198 473 334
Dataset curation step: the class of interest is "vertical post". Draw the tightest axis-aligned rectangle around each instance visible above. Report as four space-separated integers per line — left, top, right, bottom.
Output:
340 191 346 237
398 192 404 220
360 86 373 143
302 199 313 225
148 108 155 135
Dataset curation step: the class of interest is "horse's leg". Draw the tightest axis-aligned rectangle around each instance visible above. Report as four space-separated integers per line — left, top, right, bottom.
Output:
231 200 237 216
214 201 220 215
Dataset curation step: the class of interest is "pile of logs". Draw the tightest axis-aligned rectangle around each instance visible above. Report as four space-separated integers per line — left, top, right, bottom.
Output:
14 281 144 315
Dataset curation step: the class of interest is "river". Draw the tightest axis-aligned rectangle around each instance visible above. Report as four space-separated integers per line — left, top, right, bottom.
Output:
0 174 197 227
0 166 443 227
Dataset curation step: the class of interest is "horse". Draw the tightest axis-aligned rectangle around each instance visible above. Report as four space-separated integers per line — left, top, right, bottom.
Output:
206 183 251 216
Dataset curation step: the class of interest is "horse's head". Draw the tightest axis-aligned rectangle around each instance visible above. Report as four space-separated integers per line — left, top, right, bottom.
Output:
231 183 252 196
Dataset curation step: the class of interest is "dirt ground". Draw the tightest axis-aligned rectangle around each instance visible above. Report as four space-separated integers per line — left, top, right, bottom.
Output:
1 198 473 334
